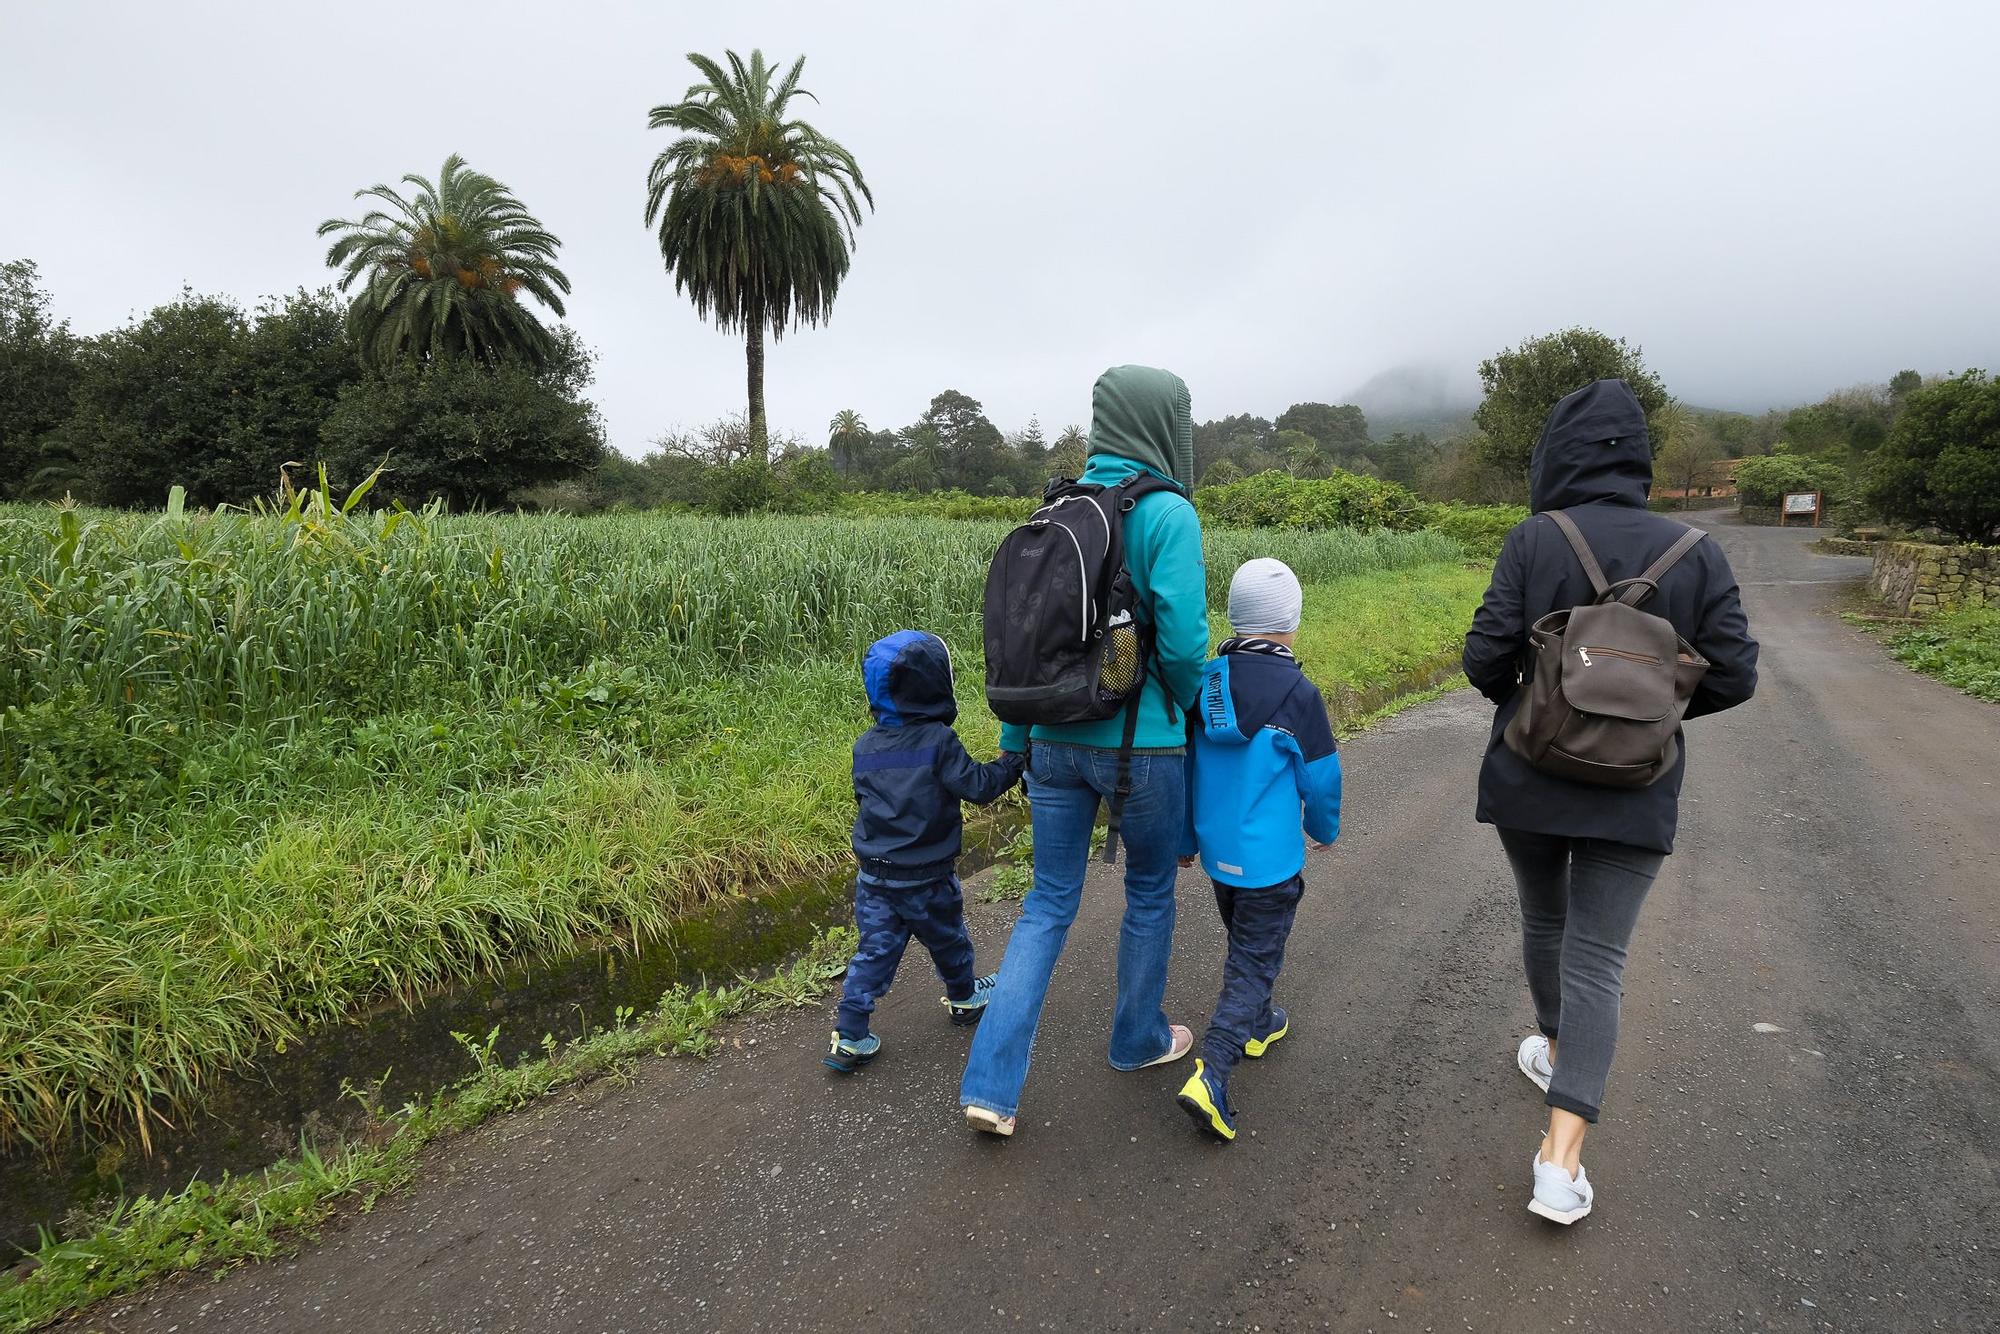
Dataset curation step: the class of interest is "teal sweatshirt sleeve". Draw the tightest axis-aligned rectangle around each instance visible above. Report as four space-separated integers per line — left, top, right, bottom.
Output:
1132 496 1210 712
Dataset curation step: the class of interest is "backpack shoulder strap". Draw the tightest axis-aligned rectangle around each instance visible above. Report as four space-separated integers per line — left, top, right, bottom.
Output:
1619 526 1708 606
1544 510 1611 600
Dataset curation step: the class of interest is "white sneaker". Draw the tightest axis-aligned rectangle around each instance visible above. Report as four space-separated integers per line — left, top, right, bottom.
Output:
964 1104 1017 1137
1529 1152 1594 1225
1516 1034 1553 1093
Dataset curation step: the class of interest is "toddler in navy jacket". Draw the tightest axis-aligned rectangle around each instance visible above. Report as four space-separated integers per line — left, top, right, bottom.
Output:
826 631 1024 1073
1176 560 1343 1139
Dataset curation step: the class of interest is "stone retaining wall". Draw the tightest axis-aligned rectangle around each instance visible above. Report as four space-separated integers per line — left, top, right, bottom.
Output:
1871 541 2000 613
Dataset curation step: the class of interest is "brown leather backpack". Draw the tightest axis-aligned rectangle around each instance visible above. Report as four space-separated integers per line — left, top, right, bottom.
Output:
1502 511 1712 788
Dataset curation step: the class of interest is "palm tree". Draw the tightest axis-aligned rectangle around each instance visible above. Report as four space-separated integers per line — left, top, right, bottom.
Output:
1052 425 1088 479
828 408 868 475
319 154 570 369
645 50 873 465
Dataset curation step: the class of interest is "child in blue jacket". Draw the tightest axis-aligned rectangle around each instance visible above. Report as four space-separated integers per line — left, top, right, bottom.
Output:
1176 559 1343 1140
827 631 1025 1073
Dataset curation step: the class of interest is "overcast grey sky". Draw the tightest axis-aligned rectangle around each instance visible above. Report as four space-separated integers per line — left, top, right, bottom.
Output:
5 1 1996 454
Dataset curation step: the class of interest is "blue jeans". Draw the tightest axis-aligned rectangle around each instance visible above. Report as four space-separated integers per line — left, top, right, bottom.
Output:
959 742 1185 1118
1201 874 1304 1084
836 875 976 1039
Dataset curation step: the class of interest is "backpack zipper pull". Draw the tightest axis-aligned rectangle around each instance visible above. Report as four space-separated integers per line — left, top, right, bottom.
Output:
1577 647 1593 667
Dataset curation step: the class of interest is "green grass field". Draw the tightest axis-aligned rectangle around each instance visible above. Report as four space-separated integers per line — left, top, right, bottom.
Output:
0 498 1485 1152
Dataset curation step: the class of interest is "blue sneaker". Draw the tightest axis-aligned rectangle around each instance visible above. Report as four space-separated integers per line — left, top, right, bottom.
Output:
943 972 999 1027
1175 1059 1237 1142
1243 1006 1289 1059
823 1031 882 1073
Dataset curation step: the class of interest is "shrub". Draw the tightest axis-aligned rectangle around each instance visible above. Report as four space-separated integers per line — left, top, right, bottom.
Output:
1865 370 2000 543
1421 501 1528 559
1733 454 1846 509
0 694 180 834
1195 468 1431 532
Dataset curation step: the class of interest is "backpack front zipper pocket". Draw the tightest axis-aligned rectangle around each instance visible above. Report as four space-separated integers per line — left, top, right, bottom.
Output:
1575 645 1661 667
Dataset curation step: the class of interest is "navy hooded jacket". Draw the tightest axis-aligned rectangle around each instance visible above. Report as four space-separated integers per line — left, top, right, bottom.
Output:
1463 379 1760 853
1182 639 1342 888
852 631 1025 883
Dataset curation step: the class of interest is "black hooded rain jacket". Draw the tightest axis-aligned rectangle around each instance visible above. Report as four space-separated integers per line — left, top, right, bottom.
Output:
1462 379 1760 853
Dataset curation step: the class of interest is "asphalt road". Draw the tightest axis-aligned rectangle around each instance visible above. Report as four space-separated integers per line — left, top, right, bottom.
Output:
90 516 1999 1334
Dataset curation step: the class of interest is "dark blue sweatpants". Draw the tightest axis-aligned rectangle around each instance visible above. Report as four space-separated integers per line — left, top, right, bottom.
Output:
1200 874 1305 1083
836 875 976 1039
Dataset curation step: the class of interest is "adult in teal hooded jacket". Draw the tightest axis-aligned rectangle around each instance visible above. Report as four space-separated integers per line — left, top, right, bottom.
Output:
961 366 1211 1135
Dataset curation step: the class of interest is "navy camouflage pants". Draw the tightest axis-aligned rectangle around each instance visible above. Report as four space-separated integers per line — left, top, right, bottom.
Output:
837 874 976 1039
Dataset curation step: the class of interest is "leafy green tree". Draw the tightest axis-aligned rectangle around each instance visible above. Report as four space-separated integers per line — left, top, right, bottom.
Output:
1865 370 2000 542
0 260 81 500
1193 412 1271 479
828 408 868 475
1016 414 1048 494
1654 407 1727 510
1372 430 1439 488
1474 328 1670 474
1275 402 1370 457
1199 458 1245 488
646 49 872 464
1889 369 1923 402
206 289 361 503
319 154 571 370
58 291 249 507
917 390 1008 492
320 330 605 510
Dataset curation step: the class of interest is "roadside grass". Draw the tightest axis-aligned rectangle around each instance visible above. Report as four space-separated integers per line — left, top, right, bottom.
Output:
0 927 857 1333
0 501 1469 1154
1885 609 2000 702
1286 563 1491 719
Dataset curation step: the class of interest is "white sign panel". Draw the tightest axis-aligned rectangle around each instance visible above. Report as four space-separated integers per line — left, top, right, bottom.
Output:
1783 492 1819 514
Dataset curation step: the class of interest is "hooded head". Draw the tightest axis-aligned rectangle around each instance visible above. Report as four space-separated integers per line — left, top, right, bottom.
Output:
1086 365 1196 488
862 630 957 728
1528 378 1655 514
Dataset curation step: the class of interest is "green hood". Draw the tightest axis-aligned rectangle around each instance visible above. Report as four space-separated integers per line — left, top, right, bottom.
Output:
1086 365 1195 489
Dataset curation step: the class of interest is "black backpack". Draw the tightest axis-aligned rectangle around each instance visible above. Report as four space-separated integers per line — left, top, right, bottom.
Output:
982 472 1183 862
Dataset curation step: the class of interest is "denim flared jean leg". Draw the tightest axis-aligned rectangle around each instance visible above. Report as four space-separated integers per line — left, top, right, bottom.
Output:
959 743 1183 1118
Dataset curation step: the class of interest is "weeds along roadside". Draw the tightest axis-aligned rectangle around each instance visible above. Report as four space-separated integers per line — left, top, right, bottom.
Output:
0 497 1475 1156
0 928 857 1332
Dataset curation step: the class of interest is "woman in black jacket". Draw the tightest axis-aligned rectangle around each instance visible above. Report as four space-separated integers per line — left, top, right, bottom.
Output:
1463 378 1760 1224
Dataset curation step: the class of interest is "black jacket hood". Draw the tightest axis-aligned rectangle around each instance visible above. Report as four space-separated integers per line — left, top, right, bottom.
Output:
1529 379 1654 514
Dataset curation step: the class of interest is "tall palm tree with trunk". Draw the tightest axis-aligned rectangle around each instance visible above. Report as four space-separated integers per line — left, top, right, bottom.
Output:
646 49 872 465
828 408 868 475
319 154 570 369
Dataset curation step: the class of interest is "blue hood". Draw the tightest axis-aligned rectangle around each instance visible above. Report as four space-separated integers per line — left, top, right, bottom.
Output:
863 631 958 728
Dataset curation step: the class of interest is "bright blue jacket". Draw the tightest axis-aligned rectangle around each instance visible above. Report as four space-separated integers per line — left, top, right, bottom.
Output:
1182 639 1342 888
997 454 1210 754
853 631 1024 882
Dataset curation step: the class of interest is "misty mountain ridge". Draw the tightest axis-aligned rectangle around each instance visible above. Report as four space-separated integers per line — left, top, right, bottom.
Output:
1343 364 1479 442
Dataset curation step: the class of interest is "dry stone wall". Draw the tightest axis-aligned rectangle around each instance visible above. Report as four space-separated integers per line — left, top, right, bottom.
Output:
1871 541 2000 614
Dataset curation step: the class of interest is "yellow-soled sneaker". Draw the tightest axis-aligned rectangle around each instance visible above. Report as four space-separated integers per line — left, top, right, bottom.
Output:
1175 1060 1237 1142
1243 1006 1289 1059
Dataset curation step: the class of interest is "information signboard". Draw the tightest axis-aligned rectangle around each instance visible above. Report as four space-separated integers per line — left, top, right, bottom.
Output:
1780 491 1823 527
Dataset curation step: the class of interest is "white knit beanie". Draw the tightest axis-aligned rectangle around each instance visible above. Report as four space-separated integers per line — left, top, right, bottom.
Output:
1228 558 1303 635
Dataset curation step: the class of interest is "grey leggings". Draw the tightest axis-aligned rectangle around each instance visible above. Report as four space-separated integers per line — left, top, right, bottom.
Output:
1497 828 1666 1123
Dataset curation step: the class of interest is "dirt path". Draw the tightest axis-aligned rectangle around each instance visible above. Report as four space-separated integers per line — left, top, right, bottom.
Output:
90 518 1999 1333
